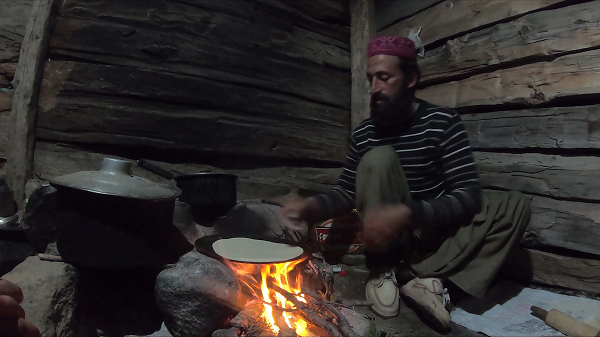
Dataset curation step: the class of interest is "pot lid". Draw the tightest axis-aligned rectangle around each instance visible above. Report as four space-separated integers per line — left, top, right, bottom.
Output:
51 158 181 200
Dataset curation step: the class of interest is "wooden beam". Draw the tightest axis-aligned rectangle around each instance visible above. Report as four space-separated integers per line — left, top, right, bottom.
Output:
476 152 600 202
57 0 350 70
419 48 600 108
379 0 564 46
462 105 600 150
6 0 58 208
37 61 350 164
374 0 441 32
526 194 600 256
420 1 600 83
350 0 376 130
502 248 600 295
49 16 350 110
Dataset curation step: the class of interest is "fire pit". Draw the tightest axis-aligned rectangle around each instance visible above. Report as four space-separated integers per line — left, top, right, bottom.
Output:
226 257 362 337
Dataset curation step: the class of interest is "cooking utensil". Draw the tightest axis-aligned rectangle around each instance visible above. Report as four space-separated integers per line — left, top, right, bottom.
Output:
195 234 308 264
49 158 191 268
0 179 15 217
531 306 600 337
0 214 20 231
52 158 181 200
137 159 238 223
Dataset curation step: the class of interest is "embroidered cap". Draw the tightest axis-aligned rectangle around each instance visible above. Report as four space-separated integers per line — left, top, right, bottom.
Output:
367 36 417 60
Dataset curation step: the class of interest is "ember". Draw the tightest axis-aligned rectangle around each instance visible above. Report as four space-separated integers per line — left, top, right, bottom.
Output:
227 258 314 336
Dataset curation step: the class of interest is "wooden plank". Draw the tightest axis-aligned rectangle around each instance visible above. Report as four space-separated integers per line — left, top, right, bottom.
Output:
374 0 441 32
350 0 376 130
37 61 350 163
525 194 600 256
462 105 600 150
49 16 350 109
475 152 600 202
252 0 350 42
502 248 600 295
419 48 600 109
58 0 350 69
420 1 600 83
6 0 58 209
33 142 343 200
379 0 564 46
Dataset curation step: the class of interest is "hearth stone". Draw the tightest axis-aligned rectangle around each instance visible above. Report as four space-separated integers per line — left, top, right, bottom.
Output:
210 199 307 241
155 250 240 337
212 327 239 337
21 184 57 253
2 256 89 337
173 201 203 244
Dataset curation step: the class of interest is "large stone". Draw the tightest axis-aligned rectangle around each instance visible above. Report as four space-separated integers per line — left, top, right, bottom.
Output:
173 201 200 244
1 256 91 337
155 250 241 337
76 267 163 337
210 200 307 241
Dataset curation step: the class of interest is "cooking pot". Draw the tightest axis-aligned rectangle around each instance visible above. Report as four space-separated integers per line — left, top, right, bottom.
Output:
50 158 192 268
137 159 238 224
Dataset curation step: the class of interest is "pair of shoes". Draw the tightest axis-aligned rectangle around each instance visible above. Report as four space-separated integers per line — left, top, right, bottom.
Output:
400 277 451 331
366 272 451 330
365 270 399 318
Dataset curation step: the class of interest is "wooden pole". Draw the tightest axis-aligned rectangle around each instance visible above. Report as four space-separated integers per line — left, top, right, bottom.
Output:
6 0 58 208
350 0 376 130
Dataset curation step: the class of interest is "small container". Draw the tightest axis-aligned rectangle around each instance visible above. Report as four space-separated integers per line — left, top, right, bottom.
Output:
0 179 15 217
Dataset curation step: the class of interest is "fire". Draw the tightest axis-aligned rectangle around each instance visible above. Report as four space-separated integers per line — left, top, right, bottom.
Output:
228 258 315 336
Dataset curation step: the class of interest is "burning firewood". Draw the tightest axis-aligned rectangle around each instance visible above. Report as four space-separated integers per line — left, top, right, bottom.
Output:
226 257 364 337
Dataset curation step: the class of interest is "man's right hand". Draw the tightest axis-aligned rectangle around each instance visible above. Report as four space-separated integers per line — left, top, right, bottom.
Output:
277 197 319 232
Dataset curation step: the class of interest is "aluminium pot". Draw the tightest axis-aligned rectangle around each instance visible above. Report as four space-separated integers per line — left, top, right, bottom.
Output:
49 158 192 268
137 159 238 224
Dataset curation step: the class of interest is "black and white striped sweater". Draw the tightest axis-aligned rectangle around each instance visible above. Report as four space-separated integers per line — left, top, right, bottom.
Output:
313 99 482 229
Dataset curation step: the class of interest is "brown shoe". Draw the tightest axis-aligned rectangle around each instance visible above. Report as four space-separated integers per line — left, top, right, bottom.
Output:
400 278 451 331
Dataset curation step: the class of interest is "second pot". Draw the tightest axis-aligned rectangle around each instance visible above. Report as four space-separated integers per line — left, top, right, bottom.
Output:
137 160 238 223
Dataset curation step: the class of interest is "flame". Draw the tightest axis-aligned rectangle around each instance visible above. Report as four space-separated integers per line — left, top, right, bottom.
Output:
228 259 314 336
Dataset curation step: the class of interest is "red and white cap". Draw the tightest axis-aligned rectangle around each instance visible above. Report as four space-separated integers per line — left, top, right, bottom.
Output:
367 36 417 60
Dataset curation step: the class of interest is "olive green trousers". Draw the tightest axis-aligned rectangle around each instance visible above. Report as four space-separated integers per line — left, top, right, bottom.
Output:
356 146 531 298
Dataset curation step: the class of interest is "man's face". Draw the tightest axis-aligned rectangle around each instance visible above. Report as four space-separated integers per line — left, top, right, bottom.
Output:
367 55 415 131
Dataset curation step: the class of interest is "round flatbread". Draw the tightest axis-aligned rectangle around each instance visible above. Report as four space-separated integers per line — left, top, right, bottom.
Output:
212 238 304 263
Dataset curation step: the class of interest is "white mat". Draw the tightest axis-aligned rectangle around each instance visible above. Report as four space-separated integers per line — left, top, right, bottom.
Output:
450 280 600 337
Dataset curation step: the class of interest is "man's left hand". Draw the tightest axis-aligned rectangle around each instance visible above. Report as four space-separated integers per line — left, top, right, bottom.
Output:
361 204 412 253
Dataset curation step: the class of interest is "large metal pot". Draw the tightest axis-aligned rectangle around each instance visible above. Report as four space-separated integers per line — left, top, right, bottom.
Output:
50 158 192 268
137 159 238 224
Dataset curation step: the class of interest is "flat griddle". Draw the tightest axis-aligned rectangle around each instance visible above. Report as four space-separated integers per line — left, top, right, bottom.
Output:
195 234 307 264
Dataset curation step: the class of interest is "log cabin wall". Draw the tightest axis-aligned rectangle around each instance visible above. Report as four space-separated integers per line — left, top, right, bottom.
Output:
376 0 600 293
0 0 33 176
33 0 351 199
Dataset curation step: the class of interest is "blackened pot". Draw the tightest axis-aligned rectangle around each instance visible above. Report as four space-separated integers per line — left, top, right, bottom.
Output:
50 158 192 268
137 160 238 224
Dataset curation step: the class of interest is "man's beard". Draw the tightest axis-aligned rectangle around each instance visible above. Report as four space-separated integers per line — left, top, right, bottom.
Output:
369 85 414 133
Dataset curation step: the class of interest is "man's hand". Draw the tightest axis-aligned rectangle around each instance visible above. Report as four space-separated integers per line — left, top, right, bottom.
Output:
361 203 412 253
0 256 40 337
277 197 319 232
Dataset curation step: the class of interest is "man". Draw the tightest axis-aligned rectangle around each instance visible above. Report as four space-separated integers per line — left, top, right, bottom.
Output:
279 36 531 330
0 255 40 337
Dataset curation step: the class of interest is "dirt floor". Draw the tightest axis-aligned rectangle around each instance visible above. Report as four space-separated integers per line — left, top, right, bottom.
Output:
333 264 484 337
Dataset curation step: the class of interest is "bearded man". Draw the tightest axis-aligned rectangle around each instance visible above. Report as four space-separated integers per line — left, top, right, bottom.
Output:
278 36 531 330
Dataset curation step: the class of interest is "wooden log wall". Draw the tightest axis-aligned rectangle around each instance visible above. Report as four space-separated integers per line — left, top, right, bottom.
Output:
32 0 351 198
0 0 33 176
375 0 600 294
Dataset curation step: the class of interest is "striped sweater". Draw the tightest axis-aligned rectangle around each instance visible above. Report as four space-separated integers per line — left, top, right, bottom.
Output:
314 99 482 229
